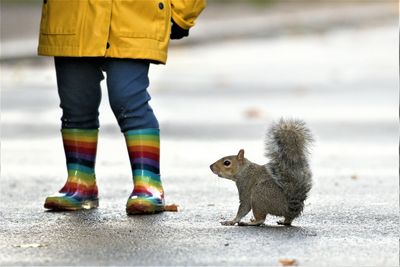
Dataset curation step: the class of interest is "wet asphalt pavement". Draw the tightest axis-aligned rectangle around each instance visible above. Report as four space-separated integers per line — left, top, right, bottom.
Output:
1 13 399 267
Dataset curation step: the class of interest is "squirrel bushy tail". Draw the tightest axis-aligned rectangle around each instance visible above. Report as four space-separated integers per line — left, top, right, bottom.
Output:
265 118 313 220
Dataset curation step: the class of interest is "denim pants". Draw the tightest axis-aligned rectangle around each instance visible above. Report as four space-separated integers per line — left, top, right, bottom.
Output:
54 57 159 132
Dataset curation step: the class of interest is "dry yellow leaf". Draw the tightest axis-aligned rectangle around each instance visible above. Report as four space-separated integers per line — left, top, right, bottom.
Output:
279 258 298 266
164 203 179 212
244 108 265 119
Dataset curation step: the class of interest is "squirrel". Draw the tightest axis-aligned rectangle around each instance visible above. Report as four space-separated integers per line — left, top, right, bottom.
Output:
210 118 313 226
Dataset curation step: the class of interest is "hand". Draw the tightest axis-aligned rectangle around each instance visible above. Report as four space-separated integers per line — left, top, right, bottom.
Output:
170 19 189 40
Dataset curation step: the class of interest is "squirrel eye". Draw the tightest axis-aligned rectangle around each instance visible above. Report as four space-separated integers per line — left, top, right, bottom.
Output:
223 160 231 167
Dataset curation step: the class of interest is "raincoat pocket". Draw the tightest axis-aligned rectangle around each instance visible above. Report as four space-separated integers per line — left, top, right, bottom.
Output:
114 0 170 41
40 0 80 35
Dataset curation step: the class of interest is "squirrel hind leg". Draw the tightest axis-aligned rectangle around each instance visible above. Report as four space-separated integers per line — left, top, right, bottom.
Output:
238 211 267 227
277 218 293 226
238 219 265 226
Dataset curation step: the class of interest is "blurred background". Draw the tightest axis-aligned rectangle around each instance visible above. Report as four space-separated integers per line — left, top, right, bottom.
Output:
1 0 398 266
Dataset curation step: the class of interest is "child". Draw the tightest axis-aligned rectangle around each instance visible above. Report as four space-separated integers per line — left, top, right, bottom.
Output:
38 0 206 214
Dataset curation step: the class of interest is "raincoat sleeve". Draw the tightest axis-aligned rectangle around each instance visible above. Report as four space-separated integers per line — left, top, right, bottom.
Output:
170 0 206 30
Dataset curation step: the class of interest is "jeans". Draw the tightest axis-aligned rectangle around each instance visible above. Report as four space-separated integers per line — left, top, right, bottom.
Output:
54 57 159 132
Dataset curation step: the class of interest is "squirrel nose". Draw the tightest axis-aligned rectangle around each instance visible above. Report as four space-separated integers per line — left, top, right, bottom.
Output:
210 164 218 175
210 164 216 172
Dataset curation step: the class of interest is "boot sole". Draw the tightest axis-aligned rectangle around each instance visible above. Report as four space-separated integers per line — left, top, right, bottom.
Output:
44 198 99 211
126 202 164 215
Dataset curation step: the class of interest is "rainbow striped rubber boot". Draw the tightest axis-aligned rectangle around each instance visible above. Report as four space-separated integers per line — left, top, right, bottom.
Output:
44 129 99 211
125 128 165 214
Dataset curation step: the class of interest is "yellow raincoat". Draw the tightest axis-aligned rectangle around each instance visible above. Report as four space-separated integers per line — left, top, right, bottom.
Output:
38 0 206 64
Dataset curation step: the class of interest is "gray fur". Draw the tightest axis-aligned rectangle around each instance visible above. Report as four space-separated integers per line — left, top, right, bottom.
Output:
211 118 313 226
265 118 313 222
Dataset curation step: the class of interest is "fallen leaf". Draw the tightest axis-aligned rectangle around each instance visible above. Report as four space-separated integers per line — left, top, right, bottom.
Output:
279 258 298 266
164 203 179 212
244 108 265 119
14 243 47 248
351 174 358 180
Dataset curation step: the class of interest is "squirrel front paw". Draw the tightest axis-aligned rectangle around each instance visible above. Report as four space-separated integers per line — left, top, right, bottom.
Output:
220 220 237 226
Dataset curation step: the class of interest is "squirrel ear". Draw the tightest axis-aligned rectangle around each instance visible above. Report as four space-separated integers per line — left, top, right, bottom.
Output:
237 149 245 162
